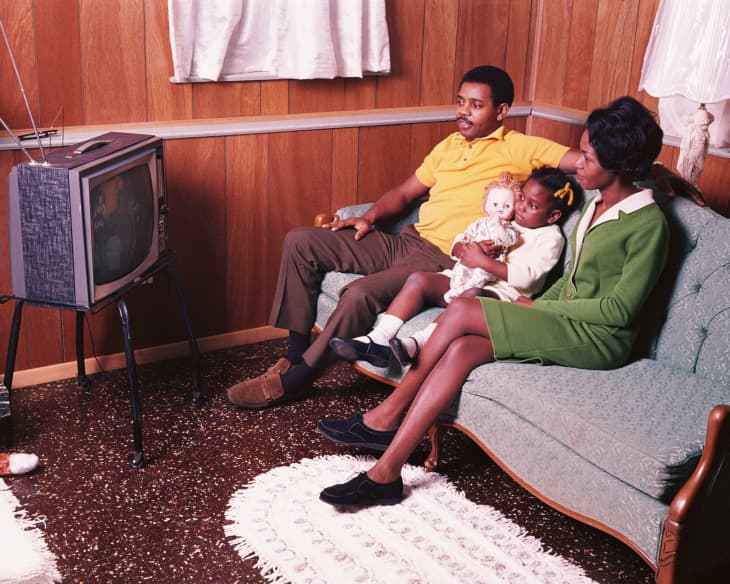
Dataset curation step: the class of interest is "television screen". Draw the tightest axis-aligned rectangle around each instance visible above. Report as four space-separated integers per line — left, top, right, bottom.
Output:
90 164 155 285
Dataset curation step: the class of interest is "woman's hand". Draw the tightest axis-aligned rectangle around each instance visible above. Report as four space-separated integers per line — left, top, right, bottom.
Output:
514 295 534 306
321 216 374 240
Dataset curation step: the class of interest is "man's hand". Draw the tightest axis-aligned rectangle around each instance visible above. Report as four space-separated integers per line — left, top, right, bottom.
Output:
651 163 706 207
321 216 374 240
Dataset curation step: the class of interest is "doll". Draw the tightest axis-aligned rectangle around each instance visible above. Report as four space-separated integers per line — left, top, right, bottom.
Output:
443 171 521 303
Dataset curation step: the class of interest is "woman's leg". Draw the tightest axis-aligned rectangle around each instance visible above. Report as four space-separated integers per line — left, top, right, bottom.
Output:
363 297 493 435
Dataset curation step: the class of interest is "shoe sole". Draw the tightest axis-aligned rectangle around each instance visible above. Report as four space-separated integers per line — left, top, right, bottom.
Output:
319 493 403 506
228 388 311 410
389 338 412 368
316 425 391 452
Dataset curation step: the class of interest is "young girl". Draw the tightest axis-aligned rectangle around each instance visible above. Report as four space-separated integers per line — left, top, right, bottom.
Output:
319 96 670 505
328 167 577 369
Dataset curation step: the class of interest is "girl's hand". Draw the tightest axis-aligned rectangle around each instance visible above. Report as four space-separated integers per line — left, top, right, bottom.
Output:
477 240 502 258
514 295 534 306
459 242 487 267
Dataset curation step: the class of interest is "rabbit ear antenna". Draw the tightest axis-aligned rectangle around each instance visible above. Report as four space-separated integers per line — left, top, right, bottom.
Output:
0 115 36 164
0 17 46 163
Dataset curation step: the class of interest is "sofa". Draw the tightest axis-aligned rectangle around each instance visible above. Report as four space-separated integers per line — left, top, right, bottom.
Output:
313 188 730 583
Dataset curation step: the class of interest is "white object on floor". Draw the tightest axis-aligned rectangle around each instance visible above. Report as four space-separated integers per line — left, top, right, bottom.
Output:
225 454 597 584
8 453 40 475
0 478 61 583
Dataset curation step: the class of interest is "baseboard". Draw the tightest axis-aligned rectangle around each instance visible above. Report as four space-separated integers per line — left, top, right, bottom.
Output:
4 326 288 389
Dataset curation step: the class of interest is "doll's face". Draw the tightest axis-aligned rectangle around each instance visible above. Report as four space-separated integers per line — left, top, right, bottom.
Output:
484 186 515 220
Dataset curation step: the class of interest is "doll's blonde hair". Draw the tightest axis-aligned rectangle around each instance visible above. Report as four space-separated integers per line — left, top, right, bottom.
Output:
482 171 522 210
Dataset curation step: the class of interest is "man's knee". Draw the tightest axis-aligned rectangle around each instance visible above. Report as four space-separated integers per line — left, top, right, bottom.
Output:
282 226 322 256
338 278 392 315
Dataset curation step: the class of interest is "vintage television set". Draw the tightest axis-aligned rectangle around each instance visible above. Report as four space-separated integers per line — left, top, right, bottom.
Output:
8 132 168 310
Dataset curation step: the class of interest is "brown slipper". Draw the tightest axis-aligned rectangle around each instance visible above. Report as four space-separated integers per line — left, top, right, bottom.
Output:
267 357 292 375
226 372 308 410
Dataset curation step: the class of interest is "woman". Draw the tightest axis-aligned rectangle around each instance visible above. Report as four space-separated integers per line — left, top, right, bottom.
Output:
319 96 670 506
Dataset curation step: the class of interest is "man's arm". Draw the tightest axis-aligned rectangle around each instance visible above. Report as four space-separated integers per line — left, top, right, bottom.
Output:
558 148 706 207
322 173 429 240
558 148 581 173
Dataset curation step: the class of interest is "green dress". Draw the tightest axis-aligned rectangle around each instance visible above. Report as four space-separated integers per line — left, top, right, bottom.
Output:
481 190 669 370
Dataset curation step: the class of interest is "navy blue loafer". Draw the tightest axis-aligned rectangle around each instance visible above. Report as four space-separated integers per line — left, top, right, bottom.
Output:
329 336 391 368
319 472 403 506
317 412 396 452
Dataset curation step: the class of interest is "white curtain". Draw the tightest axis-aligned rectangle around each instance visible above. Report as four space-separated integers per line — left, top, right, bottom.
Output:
639 0 730 146
168 0 391 82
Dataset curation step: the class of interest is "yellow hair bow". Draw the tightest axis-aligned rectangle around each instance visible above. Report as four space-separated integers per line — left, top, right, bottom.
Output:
554 182 574 206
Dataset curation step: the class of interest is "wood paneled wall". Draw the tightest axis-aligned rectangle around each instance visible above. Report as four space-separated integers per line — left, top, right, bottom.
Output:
0 0 728 379
0 0 535 126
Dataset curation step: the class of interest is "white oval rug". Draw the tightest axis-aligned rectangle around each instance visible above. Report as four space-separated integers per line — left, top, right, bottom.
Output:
0 478 61 584
225 455 597 584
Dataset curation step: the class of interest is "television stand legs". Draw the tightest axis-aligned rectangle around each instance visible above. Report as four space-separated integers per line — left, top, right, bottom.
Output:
75 312 91 390
116 297 145 468
166 266 203 407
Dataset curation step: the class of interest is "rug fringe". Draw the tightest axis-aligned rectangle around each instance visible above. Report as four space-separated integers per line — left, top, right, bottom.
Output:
224 454 596 583
0 479 62 583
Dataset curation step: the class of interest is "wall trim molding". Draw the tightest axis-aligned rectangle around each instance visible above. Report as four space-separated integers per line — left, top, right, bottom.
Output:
3 103 727 158
4 326 287 390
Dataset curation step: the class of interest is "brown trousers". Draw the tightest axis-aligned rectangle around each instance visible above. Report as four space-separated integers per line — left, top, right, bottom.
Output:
269 224 453 368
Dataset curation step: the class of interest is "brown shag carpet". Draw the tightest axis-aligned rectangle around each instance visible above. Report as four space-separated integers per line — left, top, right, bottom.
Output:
5 338 654 583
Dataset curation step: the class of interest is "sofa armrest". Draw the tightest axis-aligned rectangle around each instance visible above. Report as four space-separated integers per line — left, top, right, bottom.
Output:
656 404 730 583
313 201 423 235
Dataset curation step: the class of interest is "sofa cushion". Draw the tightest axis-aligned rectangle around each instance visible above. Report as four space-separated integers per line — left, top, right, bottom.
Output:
456 359 729 501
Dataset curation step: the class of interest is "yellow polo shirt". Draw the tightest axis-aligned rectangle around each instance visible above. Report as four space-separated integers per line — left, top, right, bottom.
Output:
414 127 570 254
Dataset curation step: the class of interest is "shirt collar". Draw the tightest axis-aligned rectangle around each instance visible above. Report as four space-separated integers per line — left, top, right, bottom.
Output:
590 188 655 222
454 124 506 146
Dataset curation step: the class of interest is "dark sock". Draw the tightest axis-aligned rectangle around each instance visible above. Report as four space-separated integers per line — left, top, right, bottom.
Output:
281 361 315 394
286 331 310 365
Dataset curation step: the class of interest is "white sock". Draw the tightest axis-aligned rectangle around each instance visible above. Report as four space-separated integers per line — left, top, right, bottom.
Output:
8 453 39 475
354 314 404 345
402 323 437 357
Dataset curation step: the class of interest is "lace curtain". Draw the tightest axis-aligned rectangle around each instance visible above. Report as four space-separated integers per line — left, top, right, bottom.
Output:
639 0 730 147
167 0 391 82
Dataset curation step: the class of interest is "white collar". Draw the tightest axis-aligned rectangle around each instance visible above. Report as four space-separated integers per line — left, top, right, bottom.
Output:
588 188 655 227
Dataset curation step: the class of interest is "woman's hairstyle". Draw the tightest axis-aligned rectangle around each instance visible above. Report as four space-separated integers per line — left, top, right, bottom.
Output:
586 96 663 181
528 167 579 214
460 65 514 107
482 171 522 208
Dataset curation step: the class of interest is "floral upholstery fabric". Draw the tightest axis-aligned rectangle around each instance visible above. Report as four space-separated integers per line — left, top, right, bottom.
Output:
314 190 730 566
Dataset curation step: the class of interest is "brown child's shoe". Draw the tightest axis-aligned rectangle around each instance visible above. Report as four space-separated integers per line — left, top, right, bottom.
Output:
226 372 308 410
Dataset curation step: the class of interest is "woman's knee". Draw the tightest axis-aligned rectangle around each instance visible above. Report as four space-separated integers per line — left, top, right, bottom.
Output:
458 287 485 299
440 297 487 333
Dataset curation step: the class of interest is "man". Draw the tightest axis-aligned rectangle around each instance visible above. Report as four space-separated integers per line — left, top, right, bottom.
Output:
226 65 580 409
